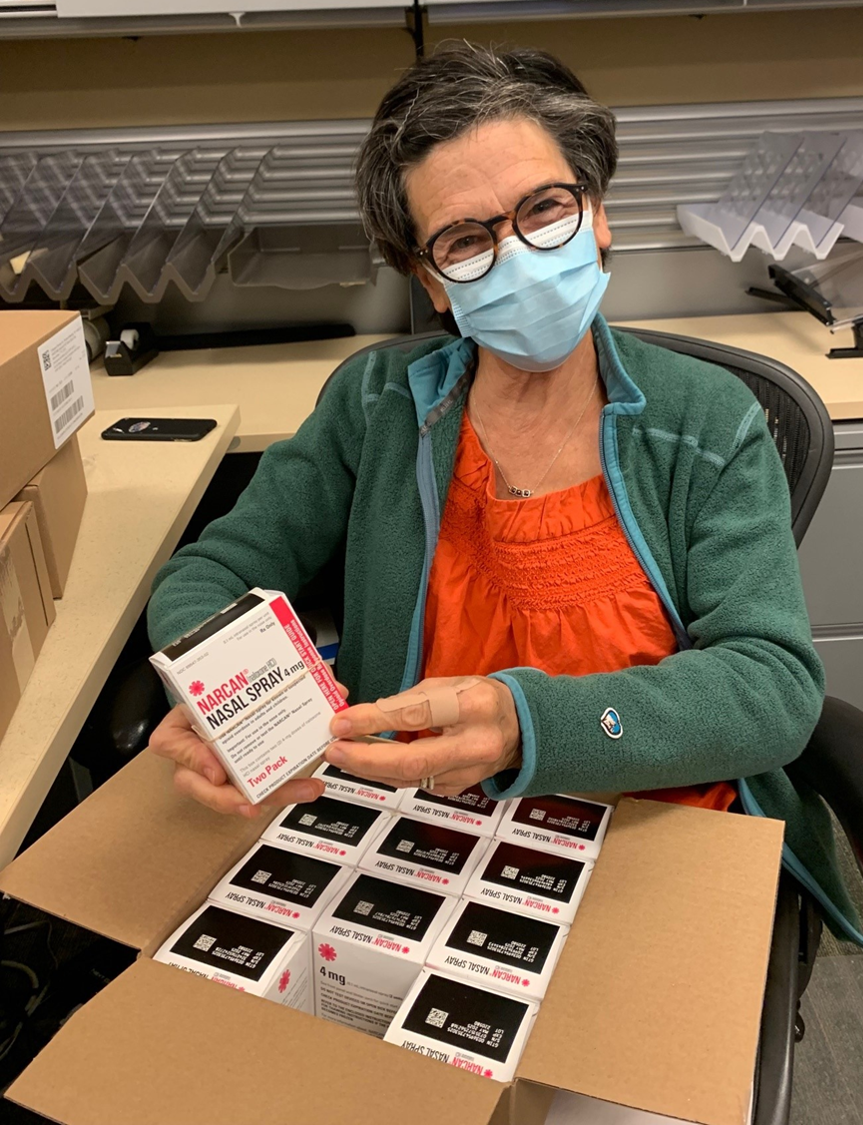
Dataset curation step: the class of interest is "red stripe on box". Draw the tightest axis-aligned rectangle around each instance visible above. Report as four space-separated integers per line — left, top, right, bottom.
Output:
270 595 346 714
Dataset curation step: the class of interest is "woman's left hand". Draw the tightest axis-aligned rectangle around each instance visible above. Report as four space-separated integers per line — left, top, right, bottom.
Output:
325 675 521 795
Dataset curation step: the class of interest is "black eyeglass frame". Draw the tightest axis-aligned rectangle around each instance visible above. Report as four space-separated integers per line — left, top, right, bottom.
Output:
415 181 590 283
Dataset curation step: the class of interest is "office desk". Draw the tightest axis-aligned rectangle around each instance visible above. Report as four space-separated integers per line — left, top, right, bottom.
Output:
0 405 239 869
91 319 861 456
619 312 863 422
91 334 391 452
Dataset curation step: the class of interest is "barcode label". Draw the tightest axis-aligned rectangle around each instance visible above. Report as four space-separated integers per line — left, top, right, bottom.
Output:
426 1008 448 1029
54 396 85 435
50 380 75 412
38 318 94 449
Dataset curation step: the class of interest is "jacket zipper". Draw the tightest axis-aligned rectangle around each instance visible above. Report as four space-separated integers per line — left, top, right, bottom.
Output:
399 429 440 692
599 410 691 651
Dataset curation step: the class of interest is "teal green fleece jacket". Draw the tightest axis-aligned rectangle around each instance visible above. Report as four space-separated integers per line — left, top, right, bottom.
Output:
148 316 861 942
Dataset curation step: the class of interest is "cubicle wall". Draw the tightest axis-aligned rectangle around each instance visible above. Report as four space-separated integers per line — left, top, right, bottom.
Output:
798 424 863 711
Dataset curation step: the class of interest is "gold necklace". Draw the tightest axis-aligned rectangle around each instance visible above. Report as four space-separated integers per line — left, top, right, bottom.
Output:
471 373 599 499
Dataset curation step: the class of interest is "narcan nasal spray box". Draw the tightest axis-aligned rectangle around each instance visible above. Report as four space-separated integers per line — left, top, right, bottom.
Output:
312 872 456 1036
150 588 347 805
426 898 568 1003
384 969 538 1082
313 762 403 811
208 841 352 930
261 794 389 866
397 785 507 837
496 794 613 862
358 815 488 896
464 839 593 926
154 903 311 1011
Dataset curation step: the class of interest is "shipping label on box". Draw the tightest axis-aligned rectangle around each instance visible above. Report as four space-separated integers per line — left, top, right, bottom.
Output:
208 841 353 931
153 903 311 1011
397 785 506 837
313 762 402 810
36 317 94 450
359 815 488 896
262 794 390 866
312 873 456 1037
497 794 613 861
465 839 593 926
384 969 538 1082
150 588 347 805
426 899 569 1003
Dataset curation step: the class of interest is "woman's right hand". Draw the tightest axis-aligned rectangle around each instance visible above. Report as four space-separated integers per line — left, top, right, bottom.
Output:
148 704 325 819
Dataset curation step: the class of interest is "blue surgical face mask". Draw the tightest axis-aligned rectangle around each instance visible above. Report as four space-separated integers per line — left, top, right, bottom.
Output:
440 214 609 373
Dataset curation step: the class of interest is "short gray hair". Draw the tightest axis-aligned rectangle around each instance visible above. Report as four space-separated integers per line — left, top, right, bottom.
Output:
355 41 618 274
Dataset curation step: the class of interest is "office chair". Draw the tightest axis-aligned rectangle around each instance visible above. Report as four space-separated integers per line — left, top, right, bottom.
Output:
74 326 861 1125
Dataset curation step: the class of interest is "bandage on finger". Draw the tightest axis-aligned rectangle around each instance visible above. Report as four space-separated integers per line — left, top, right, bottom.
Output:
376 683 458 728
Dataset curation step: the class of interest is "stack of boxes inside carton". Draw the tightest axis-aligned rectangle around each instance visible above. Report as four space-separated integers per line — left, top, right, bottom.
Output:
0 312 93 741
151 592 614 1084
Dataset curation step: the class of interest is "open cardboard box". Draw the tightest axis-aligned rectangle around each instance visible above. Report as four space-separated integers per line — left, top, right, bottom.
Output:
0 751 783 1125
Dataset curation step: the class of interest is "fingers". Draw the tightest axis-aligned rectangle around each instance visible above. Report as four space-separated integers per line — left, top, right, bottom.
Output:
152 705 325 818
325 732 501 786
258 777 325 808
331 676 497 739
149 705 227 786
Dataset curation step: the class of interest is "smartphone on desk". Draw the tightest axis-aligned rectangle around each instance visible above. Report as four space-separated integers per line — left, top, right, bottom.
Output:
101 417 217 442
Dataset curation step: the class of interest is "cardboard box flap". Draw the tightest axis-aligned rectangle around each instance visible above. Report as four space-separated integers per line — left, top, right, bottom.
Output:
0 751 266 951
8 958 506 1125
516 798 784 1125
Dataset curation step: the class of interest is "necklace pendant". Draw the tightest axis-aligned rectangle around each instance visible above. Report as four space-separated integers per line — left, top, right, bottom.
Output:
508 485 532 498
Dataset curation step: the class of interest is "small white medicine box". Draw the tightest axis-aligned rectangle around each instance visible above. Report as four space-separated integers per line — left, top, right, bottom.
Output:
153 902 311 1012
464 839 593 927
384 968 538 1083
208 840 352 931
358 815 489 897
496 794 613 862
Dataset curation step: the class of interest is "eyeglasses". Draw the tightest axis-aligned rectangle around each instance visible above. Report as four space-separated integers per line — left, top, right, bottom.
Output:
416 182 589 284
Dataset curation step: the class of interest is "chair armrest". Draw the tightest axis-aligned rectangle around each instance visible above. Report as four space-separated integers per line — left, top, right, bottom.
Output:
786 696 863 873
752 872 801 1125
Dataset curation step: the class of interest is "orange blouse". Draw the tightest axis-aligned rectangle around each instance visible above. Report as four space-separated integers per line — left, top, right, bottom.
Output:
422 413 736 812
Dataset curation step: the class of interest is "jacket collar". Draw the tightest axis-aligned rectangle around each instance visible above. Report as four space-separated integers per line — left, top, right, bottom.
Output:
405 314 645 429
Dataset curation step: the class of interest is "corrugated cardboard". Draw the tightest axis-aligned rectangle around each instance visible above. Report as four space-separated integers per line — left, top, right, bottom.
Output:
14 434 87 598
0 750 785 1125
0 501 55 742
0 310 94 510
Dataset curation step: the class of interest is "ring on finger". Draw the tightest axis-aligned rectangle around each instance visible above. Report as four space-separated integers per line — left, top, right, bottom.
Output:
420 775 435 791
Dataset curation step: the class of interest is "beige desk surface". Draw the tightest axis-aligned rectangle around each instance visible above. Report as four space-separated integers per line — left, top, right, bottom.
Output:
0 404 239 870
91 318 862 453
91 334 391 453
620 312 863 422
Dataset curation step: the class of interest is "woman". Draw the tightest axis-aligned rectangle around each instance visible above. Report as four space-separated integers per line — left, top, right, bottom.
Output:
148 44 858 936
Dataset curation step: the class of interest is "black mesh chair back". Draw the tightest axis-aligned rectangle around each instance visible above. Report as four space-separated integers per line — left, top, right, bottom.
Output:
320 326 835 546
615 327 835 546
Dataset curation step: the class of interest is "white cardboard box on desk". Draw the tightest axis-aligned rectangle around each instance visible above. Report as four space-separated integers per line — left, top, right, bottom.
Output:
0 751 784 1125
358 814 489 897
464 839 594 927
153 902 312 1012
313 761 403 810
426 898 569 1003
384 969 539 1083
398 785 507 837
149 588 347 805
496 794 613 862
312 871 456 1036
208 840 352 931
261 793 390 866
